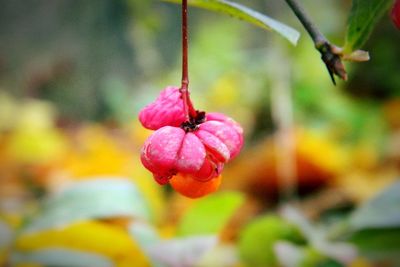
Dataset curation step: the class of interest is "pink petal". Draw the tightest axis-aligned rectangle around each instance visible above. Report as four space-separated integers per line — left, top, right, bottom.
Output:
195 130 230 163
139 86 186 130
199 121 243 160
141 126 185 172
175 133 206 174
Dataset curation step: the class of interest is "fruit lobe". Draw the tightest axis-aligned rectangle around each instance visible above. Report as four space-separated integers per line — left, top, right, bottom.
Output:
139 86 186 130
170 174 222 198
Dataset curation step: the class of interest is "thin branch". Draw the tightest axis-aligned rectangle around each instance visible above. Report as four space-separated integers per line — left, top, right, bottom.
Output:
284 0 347 84
284 0 326 45
181 0 189 88
180 0 197 120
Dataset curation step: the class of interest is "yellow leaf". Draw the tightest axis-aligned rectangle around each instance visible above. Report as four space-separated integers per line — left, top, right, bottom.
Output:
61 125 134 177
7 128 66 164
128 121 153 146
0 214 22 229
15 221 150 266
130 158 166 223
296 128 349 176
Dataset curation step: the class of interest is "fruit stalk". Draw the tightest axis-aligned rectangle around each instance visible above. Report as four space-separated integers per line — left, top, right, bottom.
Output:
180 0 197 120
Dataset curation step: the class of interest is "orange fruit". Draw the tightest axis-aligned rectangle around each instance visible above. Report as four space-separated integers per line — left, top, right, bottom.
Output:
170 173 222 198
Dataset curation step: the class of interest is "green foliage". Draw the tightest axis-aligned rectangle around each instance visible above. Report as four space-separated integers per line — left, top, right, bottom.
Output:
238 215 305 267
178 191 244 236
349 228 400 264
163 0 300 45
346 182 400 265
344 0 392 51
300 248 344 267
23 178 150 233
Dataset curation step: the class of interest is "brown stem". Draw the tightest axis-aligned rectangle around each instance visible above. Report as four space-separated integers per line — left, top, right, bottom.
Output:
284 0 347 85
180 0 197 120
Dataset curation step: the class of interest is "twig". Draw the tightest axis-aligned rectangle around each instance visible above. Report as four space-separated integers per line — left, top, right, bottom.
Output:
284 0 347 85
180 0 197 120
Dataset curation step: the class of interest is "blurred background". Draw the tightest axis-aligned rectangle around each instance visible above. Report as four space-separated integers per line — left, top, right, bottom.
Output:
0 0 399 266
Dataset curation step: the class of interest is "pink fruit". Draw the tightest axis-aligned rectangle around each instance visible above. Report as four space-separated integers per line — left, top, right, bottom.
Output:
139 89 244 189
139 86 186 130
140 114 243 184
140 126 225 184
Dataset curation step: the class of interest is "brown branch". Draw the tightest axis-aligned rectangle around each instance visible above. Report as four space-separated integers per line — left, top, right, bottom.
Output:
284 0 347 85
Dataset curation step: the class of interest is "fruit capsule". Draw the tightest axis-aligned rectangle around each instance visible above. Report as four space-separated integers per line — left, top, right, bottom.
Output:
170 174 222 198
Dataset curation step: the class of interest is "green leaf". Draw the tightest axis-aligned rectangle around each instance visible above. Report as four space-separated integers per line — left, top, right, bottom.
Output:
349 228 400 264
349 181 400 231
178 191 244 236
163 0 300 45
344 0 392 51
281 206 356 265
11 248 114 267
238 215 305 267
23 178 151 233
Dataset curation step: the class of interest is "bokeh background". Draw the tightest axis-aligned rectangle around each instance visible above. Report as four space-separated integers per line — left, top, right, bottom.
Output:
0 0 399 266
